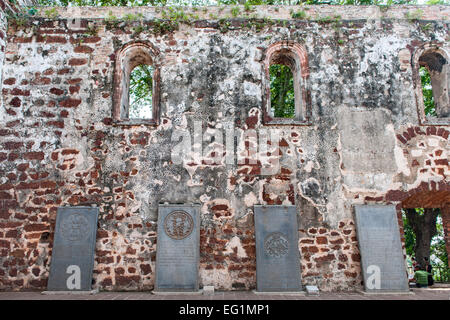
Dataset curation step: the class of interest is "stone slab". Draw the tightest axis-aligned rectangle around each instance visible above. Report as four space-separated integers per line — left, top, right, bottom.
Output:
154 204 200 292
47 206 99 291
354 205 409 293
254 205 302 292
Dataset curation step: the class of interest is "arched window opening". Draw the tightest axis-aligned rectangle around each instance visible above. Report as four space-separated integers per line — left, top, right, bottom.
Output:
263 42 310 125
129 64 154 119
113 42 160 125
415 47 449 123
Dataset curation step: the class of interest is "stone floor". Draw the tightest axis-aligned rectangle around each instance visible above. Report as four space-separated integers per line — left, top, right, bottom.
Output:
0 287 449 300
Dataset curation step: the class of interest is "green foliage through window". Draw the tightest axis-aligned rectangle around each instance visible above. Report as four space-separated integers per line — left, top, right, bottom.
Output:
129 64 153 119
270 64 295 118
403 208 448 268
402 209 416 258
419 66 436 116
431 214 449 267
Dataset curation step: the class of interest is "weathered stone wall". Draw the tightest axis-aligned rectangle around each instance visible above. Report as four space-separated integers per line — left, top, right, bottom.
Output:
0 5 448 291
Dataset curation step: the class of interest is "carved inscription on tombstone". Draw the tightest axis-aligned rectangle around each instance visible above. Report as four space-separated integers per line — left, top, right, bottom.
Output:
61 214 90 242
47 207 99 291
354 205 409 292
164 210 193 240
264 232 289 258
254 205 302 292
155 204 200 292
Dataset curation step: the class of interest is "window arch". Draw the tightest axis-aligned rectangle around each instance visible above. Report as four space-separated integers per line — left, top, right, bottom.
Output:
262 41 310 125
113 41 160 125
413 44 449 125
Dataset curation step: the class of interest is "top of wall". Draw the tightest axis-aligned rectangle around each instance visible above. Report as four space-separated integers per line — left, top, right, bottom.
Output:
26 5 450 22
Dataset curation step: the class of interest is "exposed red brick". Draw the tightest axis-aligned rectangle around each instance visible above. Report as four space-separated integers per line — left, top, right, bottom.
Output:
0 240 10 248
24 223 48 232
426 126 437 136
29 279 47 288
10 88 30 96
9 97 21 108
57 68 71 75
329 238 344 245
2 141 23 150
100 278 113 286
396 134 407 144
38 35 67 44
3 78 16 85
74 45 94 54
139 264 152 275
67 78 82 85
24 152 45 161
115 275 140 286
50 87 64 95
68 58 88 66
13 37 33 43
59 98 81 108
351 253 361 262
435 159 448 166
32 267 40 277
47 120 65 129
314 253 335 263
316 236 328 244
69 85 80 94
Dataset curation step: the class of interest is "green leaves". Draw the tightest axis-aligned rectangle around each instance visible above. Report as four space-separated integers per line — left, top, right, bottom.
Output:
419 66 436 117
431 214 448 267
403 208 448 267
129 64 154 119
270 64 295 118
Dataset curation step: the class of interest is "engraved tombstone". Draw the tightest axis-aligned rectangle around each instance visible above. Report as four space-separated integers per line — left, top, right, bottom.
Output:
354 205 409 292
155 204 200 292
254 205 302 292
47 206 99 291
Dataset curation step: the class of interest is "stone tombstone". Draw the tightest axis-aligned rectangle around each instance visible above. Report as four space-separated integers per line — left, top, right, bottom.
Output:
47 206 99 291
254 205 302 292
354 205 409 292
155 204 200 292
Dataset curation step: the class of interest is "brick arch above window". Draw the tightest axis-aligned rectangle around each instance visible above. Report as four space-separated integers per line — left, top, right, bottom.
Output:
412 43 449 126
113 41 161 126
262 41 311 126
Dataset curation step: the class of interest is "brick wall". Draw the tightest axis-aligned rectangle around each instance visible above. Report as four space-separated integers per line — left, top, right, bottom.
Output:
0 5 449 291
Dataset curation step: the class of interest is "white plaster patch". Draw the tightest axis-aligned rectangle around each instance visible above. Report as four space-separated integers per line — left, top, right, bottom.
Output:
411 149 423 157
200 269 232 290
427 137 439 147
243 81 259 97
243 192 258 207
224 236 247 258
303 161 317 173
394 144 411 177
